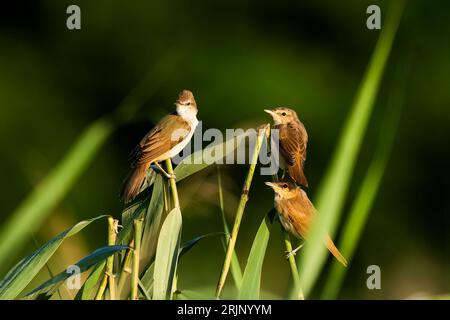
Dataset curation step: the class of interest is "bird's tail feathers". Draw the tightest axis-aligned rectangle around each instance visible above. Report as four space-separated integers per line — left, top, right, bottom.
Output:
288 162 309 187
120 164 149 203
326 235 348 267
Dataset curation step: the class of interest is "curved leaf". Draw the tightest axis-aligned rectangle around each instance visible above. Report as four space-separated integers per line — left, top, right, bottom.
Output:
152 208 182 300
24 245 127 300
0 215 107 300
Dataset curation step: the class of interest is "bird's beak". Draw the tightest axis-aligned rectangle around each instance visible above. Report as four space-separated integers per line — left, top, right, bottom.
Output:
264 109 275 117
265 182 275 188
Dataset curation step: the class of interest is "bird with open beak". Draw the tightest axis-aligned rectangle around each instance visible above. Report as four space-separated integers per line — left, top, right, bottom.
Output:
265 181 348 267
264 107 309 187
120 90 199 202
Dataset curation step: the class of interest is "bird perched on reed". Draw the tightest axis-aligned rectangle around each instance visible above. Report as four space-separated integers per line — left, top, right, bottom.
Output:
265 181 348 266
265 107 309 187
120 90 199 202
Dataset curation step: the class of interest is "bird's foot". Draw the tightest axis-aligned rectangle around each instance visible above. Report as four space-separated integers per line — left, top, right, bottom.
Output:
284 243 304 260
151 163 176 180
285 250 297 260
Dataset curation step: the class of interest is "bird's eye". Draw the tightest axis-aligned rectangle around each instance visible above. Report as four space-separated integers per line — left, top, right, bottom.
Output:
281 112 286 116
186 102 191 106
283 184 288 188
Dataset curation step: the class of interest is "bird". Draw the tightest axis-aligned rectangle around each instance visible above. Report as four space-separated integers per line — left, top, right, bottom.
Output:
120 89 199 202
265 181 348 267
264 107 309 187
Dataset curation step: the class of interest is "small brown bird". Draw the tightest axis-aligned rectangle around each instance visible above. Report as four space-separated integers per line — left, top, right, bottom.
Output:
265 181 348 267
265 107 308 187
120 90 199 202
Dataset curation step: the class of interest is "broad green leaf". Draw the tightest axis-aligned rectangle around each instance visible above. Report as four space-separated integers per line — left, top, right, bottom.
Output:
174 132 247 181
0 215 107 300
117 197 149 245
24 245 127 300
141 176 164 268
74 261 106 300
139 263 155 300
152 208 182 300
238 210 275 300
139 232 221 299
299 0 405 297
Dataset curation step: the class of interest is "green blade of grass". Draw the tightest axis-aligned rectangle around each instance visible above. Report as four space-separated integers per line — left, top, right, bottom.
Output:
140 176 164 268
152 207 182 300
299 0 405 297
237 209 275 300
321 73 405 299
0 215 108 300
74 261 106 300
24 245 127 300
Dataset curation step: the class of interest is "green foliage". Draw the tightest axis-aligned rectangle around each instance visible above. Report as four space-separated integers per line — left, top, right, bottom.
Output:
322 75 405 299
238 210 275 300
0 215 107 300
24 245 127 300
152 207 182 300
298 0 406 297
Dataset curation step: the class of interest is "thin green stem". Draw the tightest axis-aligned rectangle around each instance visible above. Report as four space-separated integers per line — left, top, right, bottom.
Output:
165 159 179 209
215 125 268 299
131 218 143 300
116 239 134 295
106 217 118 300
94 274 108 300
217 167 243 290
282 228 304 300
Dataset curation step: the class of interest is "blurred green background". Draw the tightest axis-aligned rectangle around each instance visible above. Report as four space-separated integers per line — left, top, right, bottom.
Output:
0 0 449 299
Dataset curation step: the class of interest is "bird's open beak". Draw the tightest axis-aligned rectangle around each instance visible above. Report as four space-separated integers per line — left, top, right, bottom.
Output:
264 109 275 116
265 182 275 188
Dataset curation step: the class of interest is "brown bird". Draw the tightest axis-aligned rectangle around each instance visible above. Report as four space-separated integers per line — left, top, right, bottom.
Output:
265 107 308 187
120 90 199 202
265 181 348 267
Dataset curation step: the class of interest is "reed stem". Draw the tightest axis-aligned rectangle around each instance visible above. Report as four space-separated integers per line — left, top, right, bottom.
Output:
215 125 268 299
131 218 143 300
106 217 118 300
165 159 179 209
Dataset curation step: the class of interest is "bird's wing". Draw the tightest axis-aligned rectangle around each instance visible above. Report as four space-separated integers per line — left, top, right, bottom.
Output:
276 123 308 167
130 114 191 166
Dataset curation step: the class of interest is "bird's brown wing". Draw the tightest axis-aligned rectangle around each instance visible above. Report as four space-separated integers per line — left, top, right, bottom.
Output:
276 122 308 186
276 123 308 167
130 114 191 167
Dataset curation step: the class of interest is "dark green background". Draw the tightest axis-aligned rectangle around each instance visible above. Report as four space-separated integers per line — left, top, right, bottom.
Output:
0 1 449 299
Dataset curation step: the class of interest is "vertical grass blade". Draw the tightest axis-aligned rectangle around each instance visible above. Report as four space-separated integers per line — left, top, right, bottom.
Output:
321 76 405 299
299 0 406 297
237 209 275 300
152 207 182 300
